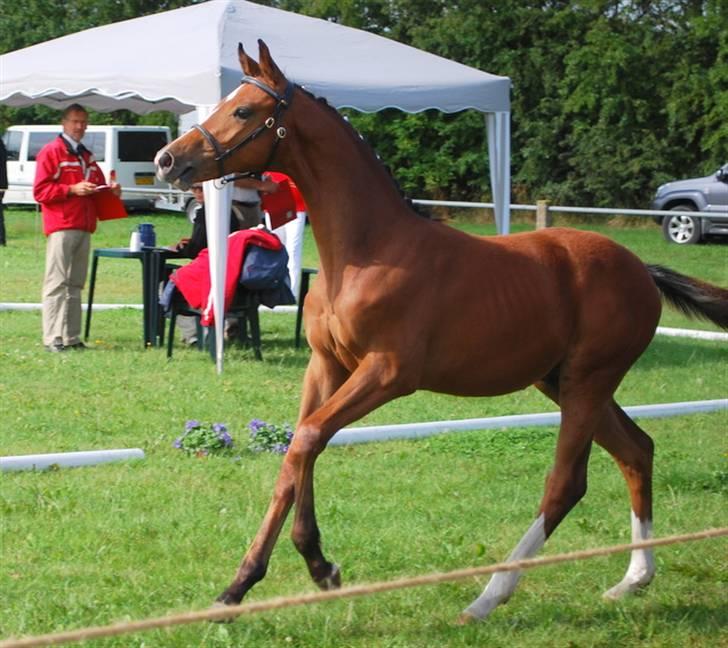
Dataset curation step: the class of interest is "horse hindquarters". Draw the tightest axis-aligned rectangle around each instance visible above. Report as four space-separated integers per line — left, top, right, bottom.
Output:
462 251 661 621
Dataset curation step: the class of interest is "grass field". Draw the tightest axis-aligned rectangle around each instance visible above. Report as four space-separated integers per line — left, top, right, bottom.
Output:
0 209 726 646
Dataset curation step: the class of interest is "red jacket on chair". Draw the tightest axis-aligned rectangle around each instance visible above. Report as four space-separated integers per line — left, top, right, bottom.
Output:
33 135 106 236
172 228 283 326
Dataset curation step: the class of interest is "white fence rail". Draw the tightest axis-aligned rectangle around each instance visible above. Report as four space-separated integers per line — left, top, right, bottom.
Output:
6 184 722 221
411 199 720 221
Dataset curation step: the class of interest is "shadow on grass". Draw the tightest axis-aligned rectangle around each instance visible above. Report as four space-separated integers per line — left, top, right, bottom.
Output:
488 595 727 638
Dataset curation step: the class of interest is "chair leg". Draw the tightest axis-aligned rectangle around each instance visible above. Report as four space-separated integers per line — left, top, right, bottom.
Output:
295 269 315 348
167 311 177 359
158 311 165 347
248 304 262 361
237 315 249 347
206 326 217 361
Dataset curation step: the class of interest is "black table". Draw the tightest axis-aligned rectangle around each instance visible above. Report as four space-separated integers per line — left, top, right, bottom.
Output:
84 247 183 347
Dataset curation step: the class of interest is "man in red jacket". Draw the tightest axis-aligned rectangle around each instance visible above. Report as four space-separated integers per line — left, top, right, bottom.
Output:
33 104 120 352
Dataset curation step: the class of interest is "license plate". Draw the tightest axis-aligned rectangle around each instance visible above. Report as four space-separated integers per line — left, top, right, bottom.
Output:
135 175 154 185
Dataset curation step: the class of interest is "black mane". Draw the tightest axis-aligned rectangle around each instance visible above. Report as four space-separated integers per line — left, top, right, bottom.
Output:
297 86 431 219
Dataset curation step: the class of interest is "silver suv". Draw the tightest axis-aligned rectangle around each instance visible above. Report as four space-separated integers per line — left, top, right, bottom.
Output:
652 163 728 244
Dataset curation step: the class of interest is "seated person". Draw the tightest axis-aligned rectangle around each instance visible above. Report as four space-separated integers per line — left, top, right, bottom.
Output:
167 183 248 344
173 184 243 258
161 227 294 353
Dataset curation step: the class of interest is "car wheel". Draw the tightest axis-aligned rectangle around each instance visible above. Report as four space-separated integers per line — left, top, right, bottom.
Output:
661 205 701 244
185 198 200 223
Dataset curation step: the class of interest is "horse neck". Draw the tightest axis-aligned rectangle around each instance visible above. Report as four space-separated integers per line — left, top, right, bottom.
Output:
276 92 412 273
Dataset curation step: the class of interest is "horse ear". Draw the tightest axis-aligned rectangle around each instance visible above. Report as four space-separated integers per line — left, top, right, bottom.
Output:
257 39 284 84
238 42 261 77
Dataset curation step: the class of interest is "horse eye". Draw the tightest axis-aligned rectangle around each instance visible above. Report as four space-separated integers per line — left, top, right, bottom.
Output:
234 107 252 120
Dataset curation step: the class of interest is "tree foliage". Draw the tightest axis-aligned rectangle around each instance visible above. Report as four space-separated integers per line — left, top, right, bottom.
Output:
2 0 725 207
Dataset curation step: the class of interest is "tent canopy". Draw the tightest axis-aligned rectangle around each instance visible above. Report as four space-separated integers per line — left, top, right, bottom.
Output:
0 0 511 372
0 0 510 116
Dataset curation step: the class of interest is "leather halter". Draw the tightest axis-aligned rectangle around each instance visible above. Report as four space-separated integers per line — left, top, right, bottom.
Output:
192 76 294 180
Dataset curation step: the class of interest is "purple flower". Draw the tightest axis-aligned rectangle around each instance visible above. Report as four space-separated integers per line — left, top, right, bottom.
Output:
212 423 228 433
173 437 183 449
185 419 201 431
218 431 233 447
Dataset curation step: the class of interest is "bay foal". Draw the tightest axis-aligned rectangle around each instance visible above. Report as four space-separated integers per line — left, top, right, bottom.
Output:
155 41 728 621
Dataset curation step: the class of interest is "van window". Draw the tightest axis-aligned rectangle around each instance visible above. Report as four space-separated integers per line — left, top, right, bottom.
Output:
28 132 57 161
82 132 106 161
118 131 168 162
3 131 22 161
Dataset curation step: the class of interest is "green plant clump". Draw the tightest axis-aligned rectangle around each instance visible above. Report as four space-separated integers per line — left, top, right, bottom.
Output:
173 420 233 456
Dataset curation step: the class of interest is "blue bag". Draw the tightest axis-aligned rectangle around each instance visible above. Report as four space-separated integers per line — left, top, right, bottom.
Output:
240 244 289 290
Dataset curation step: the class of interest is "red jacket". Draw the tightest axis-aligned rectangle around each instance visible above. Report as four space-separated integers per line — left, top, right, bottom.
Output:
33 135 106 236
172 228 283 326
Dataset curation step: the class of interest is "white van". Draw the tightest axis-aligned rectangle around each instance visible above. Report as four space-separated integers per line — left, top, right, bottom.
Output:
2 125 175 210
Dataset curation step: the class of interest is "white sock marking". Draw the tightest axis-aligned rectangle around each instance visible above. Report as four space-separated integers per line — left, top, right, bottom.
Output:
603 510 655 599
463 514 546 620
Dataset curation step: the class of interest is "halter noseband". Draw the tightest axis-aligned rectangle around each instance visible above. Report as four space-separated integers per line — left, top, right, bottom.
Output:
192 75 294 180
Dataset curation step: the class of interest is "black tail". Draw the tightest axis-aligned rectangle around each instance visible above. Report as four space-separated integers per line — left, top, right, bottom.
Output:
647 264 728 330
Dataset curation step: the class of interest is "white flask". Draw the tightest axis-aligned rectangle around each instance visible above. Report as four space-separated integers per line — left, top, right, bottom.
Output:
129 230 142 252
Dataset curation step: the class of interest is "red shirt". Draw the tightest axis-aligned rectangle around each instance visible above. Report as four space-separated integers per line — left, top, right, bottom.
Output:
266 172 307 212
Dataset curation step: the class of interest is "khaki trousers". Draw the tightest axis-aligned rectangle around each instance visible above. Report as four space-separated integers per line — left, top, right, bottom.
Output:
42 229 91 345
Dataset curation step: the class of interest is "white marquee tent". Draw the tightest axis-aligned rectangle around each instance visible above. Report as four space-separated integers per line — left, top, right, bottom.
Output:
0 0 511 371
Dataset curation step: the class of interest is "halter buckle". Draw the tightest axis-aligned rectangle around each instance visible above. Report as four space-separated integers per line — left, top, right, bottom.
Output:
265 116 275 129
276 126 287 139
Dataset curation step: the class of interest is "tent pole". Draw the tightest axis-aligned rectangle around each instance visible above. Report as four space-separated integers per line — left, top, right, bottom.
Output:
486 112 511 235
196 104 231 374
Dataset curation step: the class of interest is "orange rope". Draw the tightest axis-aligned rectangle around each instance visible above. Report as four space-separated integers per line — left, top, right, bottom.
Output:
1 527 725 648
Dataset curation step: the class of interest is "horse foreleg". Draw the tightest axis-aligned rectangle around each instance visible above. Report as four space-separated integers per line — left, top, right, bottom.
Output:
216 353 349 606
595 404 655 600
216 462 297 605
461 391 599 622
288 353 414 592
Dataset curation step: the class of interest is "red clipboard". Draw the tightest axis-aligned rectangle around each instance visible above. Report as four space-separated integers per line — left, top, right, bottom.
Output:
261 180 297 230
93 188 128 221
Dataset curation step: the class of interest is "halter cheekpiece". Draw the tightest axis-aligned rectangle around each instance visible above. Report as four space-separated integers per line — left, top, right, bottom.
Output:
192 75 294 180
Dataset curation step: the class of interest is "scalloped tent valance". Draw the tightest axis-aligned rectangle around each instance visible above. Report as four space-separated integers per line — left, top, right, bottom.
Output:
0 0 510 115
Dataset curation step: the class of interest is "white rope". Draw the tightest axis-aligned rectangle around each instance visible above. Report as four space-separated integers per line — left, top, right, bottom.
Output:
1 527 725 648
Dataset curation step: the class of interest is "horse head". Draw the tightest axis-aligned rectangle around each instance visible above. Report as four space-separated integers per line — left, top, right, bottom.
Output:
155 40 292 189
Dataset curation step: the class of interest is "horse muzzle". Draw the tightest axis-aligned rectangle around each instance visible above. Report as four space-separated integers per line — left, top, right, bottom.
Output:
155 129 217 189
154 146 192 189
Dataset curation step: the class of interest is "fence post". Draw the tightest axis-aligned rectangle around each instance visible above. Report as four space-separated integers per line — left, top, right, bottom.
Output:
536 200 552 229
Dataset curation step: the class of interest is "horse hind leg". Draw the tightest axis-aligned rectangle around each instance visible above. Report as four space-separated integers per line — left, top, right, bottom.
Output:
595 404 656 600
534 379 656 599
460 378 597 622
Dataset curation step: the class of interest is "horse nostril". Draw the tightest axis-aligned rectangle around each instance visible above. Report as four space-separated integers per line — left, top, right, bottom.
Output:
157 150 174 171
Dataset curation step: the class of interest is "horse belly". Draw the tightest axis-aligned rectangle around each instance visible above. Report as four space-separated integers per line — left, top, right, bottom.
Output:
419 310 567 397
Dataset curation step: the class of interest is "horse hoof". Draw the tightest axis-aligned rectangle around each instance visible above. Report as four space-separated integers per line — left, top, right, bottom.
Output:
456 612 477 626
209 600 238 624
602 579 647 601
315 563 341 590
